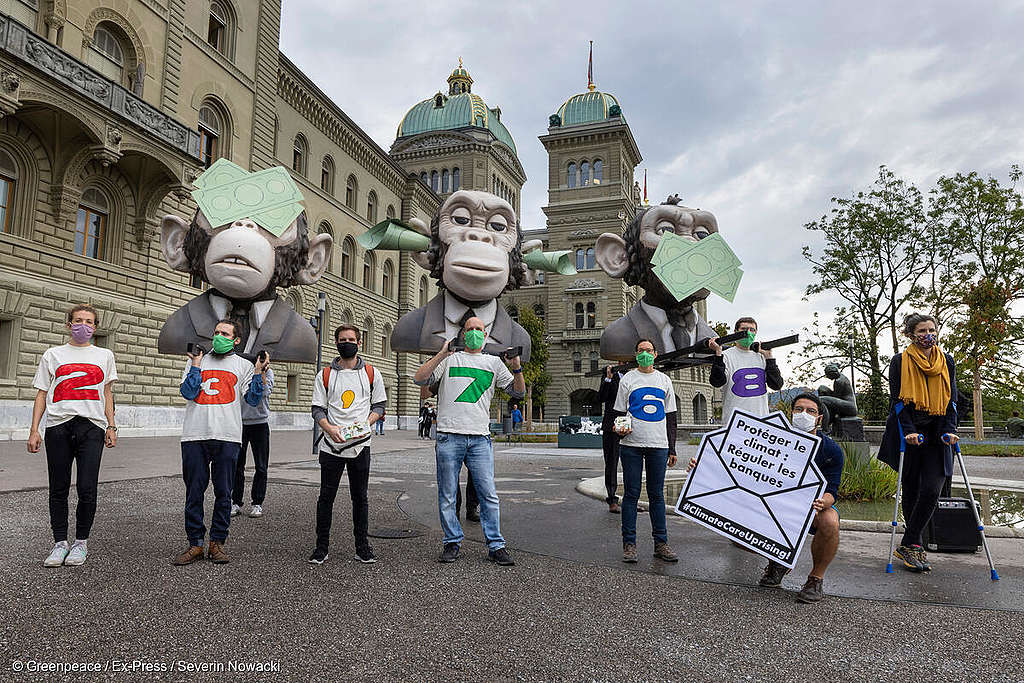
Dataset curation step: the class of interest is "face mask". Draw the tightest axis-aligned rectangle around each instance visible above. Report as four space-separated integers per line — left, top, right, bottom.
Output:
211 334 235 355
914 333 937 350
464 329 486 350
636 351 655 367
337 341 358 359
737 331 756 349
70 323 94 344
792 411 818 433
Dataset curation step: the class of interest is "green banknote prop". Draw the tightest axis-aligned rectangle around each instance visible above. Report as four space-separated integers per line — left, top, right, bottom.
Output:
191 158 305 237
522 249 577 275
357 219 432 252
651 232 743 302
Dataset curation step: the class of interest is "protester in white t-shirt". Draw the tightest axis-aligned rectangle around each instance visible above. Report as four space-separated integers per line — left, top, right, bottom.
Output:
414 316 525 566
172 319 268 567
709 317 784 425
307 324 387 565
611 338 679 564
28 304 118 568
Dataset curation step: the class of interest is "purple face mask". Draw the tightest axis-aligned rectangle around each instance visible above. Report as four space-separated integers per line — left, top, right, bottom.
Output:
70 323 95 344
915 332 937 349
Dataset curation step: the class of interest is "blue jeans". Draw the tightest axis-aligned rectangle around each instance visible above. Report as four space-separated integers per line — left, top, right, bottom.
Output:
181 440 239 545
435 432 505 550
619 445 669 546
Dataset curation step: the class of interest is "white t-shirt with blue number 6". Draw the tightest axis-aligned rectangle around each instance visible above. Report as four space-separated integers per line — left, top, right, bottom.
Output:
613 368 676 448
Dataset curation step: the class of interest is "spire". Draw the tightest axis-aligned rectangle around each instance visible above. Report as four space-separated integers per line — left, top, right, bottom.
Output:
448 59 473 95
587 41 595 92
643 169 648 205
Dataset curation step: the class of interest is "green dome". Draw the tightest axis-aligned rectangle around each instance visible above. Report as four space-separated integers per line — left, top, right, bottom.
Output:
555 90 624 126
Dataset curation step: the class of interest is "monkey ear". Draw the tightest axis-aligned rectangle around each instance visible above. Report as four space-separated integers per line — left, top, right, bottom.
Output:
409 217 431 270
161 215 190 272
295 232 333 285
595 233 629 278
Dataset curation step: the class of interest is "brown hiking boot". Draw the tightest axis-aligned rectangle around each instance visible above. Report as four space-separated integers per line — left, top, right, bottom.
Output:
608 502 621 514
622 544 638 563
796 576 825 603
207 541 230 564
654 542 679 563
173 545 204 566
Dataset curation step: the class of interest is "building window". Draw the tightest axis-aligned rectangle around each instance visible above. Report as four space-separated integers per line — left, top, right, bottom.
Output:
292 135 307 176
341 237 354 280
346 175 358 210
585 247 595 270
382 260 394 299
587 301 596 328
536 272 545 284
362 252 375 290
581 161 590 186
420 172 428 185
207 2 228 53
430 170 439 193
286 374 298 403
198 103 223 168
593 158 603 184
567 162 577 189
75 188 108 260
419 276 428 308
366 191 378 223
189 272 206 289
575 249 585 271
363 319 374 355
0 150 16 234
386 204 396 220
0 317 15 379
321 156 334 194
575 302 584 329
441 169 450 193
572 351 582 373
89 25 125 84
453 167 460 191
533 304 545 321
590 351 599 373
381 327 390 358
507 305 518 323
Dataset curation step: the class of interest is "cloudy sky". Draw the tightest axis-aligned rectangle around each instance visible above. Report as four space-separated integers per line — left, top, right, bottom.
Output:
280 0 1024 374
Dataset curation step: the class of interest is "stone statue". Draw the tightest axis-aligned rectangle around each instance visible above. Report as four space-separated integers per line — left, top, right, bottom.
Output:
817 362 863 440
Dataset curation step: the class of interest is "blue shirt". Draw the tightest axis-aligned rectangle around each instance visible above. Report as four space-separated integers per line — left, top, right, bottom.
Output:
511 409 523 424
815 432 844 500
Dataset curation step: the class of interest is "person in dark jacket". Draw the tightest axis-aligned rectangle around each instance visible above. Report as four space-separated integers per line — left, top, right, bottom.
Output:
877 313 958 573
598 365 623 513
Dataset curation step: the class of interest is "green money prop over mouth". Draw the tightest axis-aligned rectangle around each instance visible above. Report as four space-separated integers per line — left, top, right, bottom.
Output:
650 232 743 303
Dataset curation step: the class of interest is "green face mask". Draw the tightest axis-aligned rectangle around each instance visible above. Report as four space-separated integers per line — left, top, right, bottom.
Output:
211 333 236 354
737 331 756 349
636 351 655 367
463 329 486 350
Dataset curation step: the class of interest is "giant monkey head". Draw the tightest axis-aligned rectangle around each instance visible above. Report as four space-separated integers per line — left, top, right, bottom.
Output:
407 190 525 303
595 194 719 309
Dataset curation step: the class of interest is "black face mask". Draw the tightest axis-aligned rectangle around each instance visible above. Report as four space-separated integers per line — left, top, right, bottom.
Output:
337 341 358 359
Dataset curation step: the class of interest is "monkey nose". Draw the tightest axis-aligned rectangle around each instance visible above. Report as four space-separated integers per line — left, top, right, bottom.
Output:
465 230 494 245
232 219 258 230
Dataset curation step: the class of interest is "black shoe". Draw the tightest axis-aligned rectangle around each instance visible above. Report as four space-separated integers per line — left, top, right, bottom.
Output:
354 546 377 564
438 543 460 563
308 548 329 565
488 547 515 566
894 545 926 573
466 507 480 522
759 561 790 588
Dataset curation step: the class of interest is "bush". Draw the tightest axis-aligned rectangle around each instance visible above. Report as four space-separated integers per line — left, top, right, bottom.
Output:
837 441 898 502
960 444 1024 457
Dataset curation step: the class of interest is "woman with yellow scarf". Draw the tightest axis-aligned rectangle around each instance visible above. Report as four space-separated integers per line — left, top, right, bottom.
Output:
878 313 959 574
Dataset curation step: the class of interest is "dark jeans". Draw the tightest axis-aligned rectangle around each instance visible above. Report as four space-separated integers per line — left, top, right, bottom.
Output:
181 440 239 546
601 420 620 503
315 448 370 552
455 469 478 515
44 416 104 542
233 422 270 505
900 423 947 547
619 445 669 546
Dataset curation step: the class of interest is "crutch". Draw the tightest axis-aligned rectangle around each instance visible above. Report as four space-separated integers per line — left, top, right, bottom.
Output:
886 404 908 573
948 436 1000 581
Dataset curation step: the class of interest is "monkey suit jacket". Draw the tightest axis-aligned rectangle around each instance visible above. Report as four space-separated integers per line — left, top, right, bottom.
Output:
599 301 715 362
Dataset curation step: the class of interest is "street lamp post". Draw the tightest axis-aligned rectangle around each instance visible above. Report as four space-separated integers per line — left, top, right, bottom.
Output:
310 292 327 454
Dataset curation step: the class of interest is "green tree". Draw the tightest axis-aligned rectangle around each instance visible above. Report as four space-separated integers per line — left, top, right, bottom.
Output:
517 307 551 428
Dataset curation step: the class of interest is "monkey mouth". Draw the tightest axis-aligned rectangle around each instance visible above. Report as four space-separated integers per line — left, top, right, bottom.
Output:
450 260 503 273
215 255 256 270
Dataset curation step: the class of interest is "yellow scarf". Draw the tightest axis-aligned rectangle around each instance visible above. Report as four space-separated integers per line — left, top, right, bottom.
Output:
899 344 950 416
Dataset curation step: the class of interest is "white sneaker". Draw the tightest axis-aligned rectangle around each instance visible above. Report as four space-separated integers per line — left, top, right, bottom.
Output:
43 541 69 567
230 504 242 517
249 504 263 518
64 540 88 566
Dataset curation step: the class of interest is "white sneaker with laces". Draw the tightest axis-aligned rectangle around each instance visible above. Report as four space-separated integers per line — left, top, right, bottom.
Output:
230 504 242 517
64 540 88 566
43 541 70 567
249 504 263 518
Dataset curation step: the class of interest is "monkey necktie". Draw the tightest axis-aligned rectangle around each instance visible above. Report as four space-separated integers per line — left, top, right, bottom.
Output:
666 308 689 351
230 303 251 350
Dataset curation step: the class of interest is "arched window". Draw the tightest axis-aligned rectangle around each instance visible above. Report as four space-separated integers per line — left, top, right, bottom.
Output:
419 276 429 308
321 156 334 194
590 351 599 373
420 172 428 185
593 158 603 184
430 170 439 193
381 325 392 358
341 308 353 325
318 221 334 273
585 247 595 270
341 236 354 280
207 1 234 57
575 302 584 329
532 303 545 321
441 169 450 193
198 102 224 168
382 260 394 299
572 351 582 373
362 251 375 290
575 249 585 271
345 175 358 210
88 24 127 85
366 191 378 222
386 204 396 220
580 161 590 185
567 162 576 188
363 318 374 355
507 305 519 323
587 301 596 328
76 188 109 259
0 150 16 234
292 135 308 176
435 94 444 107
452 167 461 191
692 393 708 423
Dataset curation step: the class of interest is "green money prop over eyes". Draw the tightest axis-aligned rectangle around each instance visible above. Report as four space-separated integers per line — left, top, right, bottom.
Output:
522 249 577 275
357 219 432 252
651 232 743 303
191 159 305 237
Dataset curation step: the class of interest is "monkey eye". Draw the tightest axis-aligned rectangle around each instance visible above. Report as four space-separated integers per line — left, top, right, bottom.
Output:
694 228 709 239
488 215 508 232
655 221 674 235
451 207 471 225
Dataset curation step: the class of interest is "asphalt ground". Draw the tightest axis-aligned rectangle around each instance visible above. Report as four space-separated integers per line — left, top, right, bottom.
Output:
2 433 1024 681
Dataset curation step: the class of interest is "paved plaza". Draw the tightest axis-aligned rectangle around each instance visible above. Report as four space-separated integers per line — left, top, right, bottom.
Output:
2 431 1023 681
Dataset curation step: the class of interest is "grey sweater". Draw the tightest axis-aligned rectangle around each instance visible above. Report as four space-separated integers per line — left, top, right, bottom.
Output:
241 367 274 425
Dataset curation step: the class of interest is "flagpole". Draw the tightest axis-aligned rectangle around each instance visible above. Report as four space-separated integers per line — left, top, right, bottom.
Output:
588 41 594 92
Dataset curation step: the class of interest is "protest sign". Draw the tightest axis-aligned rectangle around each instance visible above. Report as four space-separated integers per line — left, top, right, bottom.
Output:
675 409 825 568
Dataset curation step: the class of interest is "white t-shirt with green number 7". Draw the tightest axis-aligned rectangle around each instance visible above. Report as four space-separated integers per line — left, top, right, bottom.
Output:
431 351 514 435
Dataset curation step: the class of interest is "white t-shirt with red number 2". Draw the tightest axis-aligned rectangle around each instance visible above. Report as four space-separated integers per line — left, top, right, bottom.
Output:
33 343 118 430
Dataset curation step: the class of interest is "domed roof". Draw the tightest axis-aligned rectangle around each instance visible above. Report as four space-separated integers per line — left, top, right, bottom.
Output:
555 90 624 127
